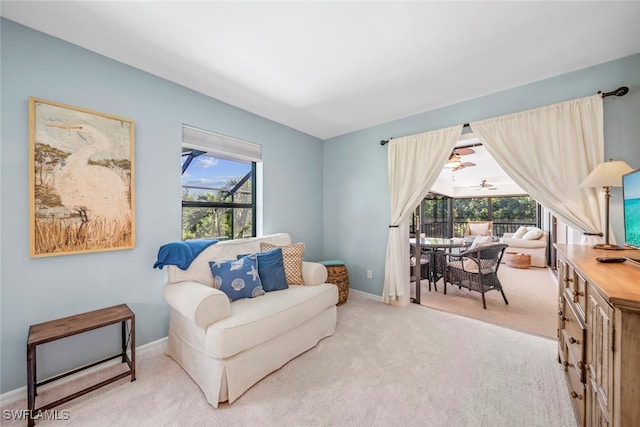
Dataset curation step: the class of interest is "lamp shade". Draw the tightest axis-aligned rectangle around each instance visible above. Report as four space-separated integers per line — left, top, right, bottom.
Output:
580 159 633 188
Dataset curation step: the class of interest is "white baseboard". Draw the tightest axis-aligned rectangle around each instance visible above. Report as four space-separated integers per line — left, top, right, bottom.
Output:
0 337 167 406
349 287 414 307
348 288 382 301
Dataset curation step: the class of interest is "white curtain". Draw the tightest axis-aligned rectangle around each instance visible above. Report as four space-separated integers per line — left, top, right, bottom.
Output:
470 95 604 244
382 125 462 303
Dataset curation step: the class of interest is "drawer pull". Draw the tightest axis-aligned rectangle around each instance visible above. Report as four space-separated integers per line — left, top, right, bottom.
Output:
558 310 563 316
578 361 584 371
573 290 584 297
569 337 580 344
563 361 574 368
570 391 583 400
564 277 574 283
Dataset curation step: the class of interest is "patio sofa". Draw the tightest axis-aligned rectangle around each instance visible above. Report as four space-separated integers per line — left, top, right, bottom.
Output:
160 233 338 407
500 227 548 267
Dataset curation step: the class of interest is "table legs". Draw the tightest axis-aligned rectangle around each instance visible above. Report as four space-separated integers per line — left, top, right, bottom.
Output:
27 344 36 427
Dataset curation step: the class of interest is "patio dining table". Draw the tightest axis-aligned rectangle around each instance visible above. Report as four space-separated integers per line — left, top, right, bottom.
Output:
409 237 470 304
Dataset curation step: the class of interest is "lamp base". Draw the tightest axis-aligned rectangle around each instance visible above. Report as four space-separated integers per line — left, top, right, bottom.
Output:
592 243 625 250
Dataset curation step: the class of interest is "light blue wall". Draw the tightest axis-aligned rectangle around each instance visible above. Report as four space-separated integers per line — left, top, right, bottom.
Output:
0 19 324 393
323 54 640 297
2 17 639 396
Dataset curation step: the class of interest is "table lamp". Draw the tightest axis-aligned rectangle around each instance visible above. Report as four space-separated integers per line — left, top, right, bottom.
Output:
580 159 633 250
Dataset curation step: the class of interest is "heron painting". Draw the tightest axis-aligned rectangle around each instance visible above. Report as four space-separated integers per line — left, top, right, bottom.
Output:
29 98 135 257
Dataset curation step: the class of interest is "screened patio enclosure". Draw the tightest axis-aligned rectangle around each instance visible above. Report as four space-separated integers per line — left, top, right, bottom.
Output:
410 192 540 239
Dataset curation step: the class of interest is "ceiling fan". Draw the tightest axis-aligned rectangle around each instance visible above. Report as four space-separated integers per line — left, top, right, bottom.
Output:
444 147 476 171
472 180 498 191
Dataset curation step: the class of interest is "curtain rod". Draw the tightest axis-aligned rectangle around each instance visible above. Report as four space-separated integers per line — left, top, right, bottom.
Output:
379 86 629 146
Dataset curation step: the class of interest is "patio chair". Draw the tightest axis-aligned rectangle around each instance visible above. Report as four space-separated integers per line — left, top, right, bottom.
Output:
443 243 509 309
410 243 434 291
464 221 493 237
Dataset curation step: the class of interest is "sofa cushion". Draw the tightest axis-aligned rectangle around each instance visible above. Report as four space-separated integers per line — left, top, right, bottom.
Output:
523 227 544 240
469 222 490 236
238 248 288 292
209 255 265 302
260 242 304 285
470 235 493 249
448 259 496 274
501 236 547 249
513 226 529 239
205 283 338 359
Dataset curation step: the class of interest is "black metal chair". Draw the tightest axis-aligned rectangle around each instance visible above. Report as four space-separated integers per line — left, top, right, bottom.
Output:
443 243 509 309
410 243 434 292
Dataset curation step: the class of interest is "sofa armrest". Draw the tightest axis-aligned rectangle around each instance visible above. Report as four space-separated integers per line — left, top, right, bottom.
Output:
162 281 231 329
302 261 328 285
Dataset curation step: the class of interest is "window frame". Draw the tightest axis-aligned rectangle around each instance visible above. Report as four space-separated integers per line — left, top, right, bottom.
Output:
181 125 261 241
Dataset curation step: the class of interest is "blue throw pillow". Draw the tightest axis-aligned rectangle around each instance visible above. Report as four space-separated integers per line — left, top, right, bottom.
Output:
209 255 265 301
237 248 289 292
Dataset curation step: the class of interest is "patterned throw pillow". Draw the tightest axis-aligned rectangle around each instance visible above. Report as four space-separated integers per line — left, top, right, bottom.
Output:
260 242 305 285
237 248 288 292
208 255 265 301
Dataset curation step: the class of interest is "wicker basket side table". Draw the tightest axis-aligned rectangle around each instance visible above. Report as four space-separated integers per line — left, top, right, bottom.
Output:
319 260 350 305
505 252 531 269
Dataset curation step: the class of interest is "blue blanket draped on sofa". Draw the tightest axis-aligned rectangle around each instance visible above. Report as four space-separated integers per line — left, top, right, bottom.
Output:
153 239 218 270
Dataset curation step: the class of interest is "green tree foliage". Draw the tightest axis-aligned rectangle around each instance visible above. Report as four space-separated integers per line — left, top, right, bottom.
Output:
492 196 537 222
454 198 489 221
453 196 536 222
182 178 253 241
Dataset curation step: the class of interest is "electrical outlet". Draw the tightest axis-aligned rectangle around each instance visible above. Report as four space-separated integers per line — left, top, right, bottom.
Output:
367 269 373 279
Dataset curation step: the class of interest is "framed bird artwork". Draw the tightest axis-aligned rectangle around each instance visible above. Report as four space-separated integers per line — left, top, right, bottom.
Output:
29 97 135 257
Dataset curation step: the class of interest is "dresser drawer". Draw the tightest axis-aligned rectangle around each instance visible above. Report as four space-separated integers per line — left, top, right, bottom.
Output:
562 294 585 381
572 271 587 318
562 263 587 318
566 359 586 426
557 295 567 364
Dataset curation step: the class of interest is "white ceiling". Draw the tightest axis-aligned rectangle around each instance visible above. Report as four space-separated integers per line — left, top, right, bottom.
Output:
2 1 639 198
2 1 640 141
432 135 526 198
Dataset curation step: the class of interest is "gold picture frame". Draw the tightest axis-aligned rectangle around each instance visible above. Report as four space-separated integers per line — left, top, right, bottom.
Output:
29 98 135 257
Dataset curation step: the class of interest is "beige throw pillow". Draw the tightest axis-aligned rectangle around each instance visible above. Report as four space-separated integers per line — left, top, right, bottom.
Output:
513 226 529 239
523 227 544 240
260 242 305 285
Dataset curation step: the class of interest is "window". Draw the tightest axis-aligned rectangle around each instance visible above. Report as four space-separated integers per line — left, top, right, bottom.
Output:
181 125 261 241
413 193 539 238
454 195 538 236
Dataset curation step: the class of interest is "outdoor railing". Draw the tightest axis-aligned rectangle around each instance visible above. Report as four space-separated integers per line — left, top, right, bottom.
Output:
420 221 536 238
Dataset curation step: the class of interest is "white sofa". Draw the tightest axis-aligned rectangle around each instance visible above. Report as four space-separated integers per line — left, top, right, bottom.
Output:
162 233 338 407
500 231 548 268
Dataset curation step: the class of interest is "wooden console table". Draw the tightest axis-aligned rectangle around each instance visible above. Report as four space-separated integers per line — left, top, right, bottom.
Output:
555 244 640 426
26 304 135 427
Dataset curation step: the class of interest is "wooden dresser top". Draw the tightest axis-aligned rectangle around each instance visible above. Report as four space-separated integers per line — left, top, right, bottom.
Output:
555 244 640 311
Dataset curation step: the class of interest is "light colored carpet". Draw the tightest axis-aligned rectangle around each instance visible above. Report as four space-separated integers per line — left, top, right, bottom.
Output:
2 292 574 426
413 265 558 339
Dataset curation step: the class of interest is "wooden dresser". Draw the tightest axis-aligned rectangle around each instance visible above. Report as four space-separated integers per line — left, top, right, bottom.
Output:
555 244 640 427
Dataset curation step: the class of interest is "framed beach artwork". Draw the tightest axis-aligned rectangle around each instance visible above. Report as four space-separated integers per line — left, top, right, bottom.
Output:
29 97 135 257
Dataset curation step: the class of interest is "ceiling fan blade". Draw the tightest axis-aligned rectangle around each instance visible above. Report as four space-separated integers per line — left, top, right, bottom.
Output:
454 147 475 156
